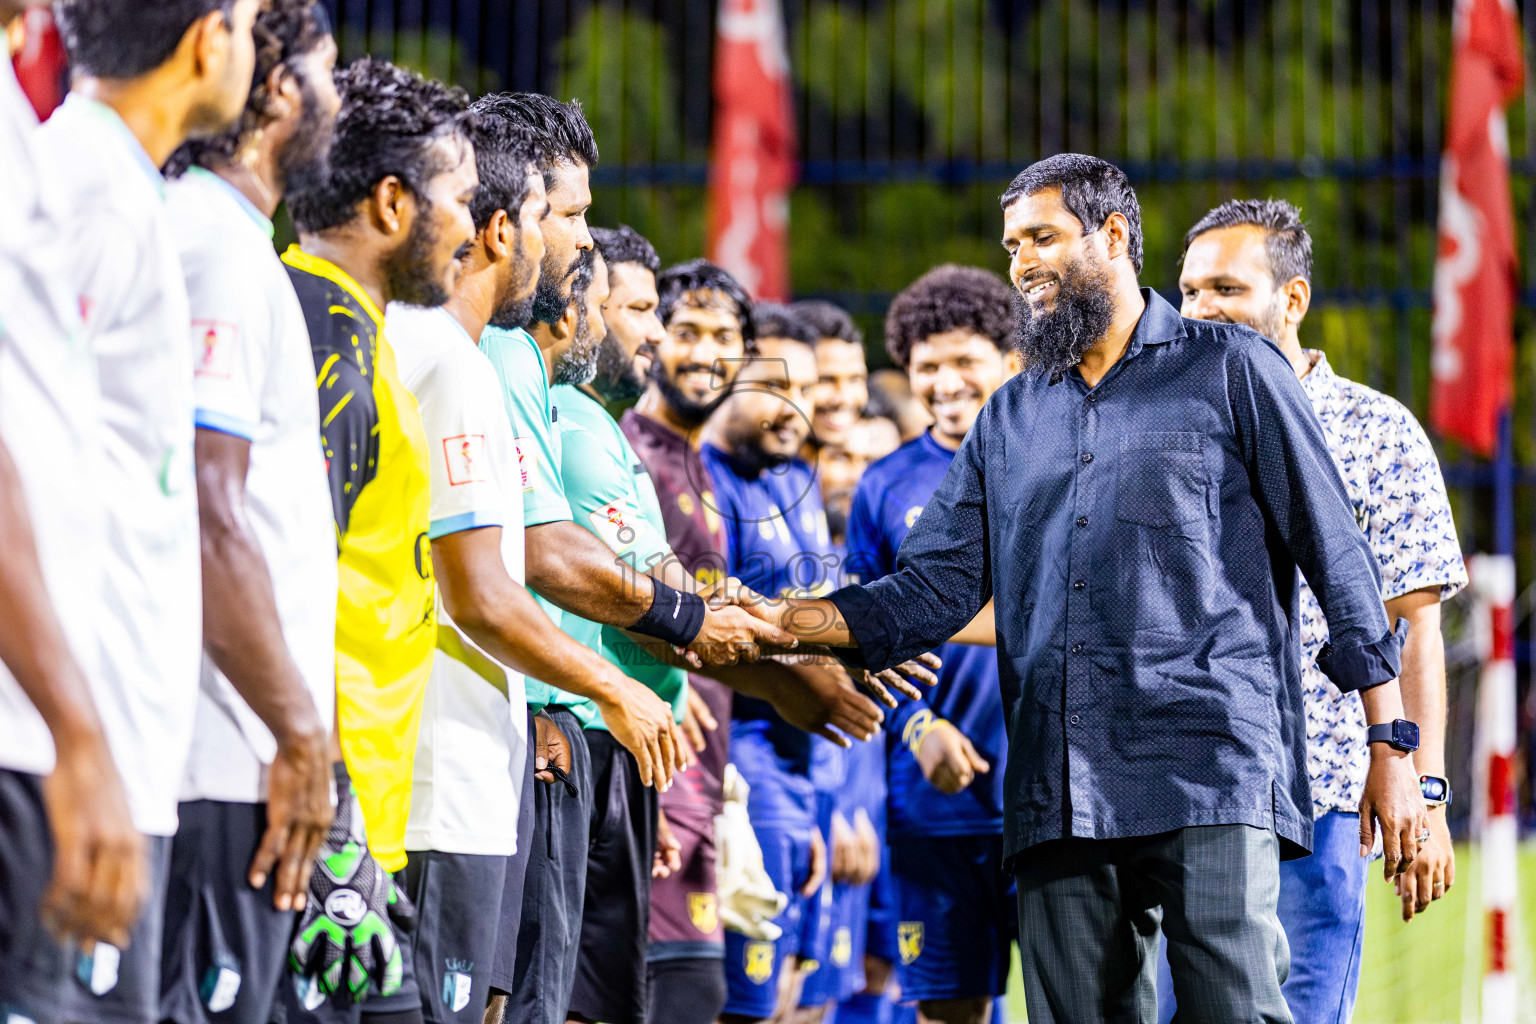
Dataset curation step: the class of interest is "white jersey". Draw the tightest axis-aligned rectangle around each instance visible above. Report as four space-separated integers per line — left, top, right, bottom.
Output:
0 64 104 777
388 304 528 857
35 96 202 836
168 168 338 804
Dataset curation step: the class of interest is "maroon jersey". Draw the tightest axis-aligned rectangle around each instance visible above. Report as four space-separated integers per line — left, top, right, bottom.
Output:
621 409 728 587
622 409 733 816
623 410 734 949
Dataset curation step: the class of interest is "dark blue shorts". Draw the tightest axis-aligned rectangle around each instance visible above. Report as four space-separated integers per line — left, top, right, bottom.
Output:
799 881 868 1007
721 825 813 1019
863 852 899 967
890 833 1014 1002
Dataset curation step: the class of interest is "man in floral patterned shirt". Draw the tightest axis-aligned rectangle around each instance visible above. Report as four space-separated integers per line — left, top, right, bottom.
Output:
1176 198 1467 1024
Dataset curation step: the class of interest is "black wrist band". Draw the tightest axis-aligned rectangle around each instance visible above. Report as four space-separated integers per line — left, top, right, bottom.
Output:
631 579 706 647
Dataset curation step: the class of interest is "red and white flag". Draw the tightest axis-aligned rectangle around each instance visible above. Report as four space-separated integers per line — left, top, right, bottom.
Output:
12 6 67 120
1429 0 1524 456
707 0 796 301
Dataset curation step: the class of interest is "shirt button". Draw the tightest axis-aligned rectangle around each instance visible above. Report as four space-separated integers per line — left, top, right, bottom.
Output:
1069 714 1081 725
1072 579 1086 591
1076 516 1088 527
1080 452 1094 464
1071 643 1083 654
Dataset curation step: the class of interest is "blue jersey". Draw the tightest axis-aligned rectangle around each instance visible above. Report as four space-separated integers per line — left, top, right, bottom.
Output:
845 432 1006 838
701 444 838 825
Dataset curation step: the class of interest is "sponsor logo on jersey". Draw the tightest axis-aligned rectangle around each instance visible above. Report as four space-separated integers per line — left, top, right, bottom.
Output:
898 921 924 965
904 505 924 528
443 434 488 486
743 940 775 984
192 319 238 379
589 499 645 554
688 892 718 934
514 437 536 490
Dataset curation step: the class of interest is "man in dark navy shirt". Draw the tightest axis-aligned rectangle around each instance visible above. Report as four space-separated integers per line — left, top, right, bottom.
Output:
762 154 1431 1022
845 264 1020 1024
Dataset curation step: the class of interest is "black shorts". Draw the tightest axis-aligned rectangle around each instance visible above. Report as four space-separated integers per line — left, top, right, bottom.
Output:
500 707 592 1024
489 709 536 997
566 729 657 1024
64 834 173 1024
159 801 295 1024
271 876 420 1024
647 958 726 1024
0 768 70 1024
401 850 508 1024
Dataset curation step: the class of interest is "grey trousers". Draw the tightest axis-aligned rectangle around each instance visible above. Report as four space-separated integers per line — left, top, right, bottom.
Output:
1013 824 1292 1024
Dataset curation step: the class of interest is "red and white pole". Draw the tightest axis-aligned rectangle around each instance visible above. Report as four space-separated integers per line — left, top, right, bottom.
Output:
1469 553 1518 1023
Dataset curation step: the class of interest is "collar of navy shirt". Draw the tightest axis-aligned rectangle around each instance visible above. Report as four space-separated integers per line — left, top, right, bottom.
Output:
1059 287 1185 393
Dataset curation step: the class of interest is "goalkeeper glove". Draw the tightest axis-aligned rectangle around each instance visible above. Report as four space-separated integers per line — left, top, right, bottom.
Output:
289 762 405 1001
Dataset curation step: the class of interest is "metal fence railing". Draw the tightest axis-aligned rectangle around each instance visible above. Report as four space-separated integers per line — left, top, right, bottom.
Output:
320 0 1536 819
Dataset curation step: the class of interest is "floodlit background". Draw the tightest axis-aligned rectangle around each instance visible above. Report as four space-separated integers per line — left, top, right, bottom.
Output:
327 2 1536 1019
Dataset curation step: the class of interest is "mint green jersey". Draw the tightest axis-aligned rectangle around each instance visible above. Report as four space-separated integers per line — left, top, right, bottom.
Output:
552 385 688 730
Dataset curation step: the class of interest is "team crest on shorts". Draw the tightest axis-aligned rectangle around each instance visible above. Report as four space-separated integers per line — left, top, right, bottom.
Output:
688 892 718 934
744 940 775 984
898 922 924 965
831 926 852 967
442 960 473 1013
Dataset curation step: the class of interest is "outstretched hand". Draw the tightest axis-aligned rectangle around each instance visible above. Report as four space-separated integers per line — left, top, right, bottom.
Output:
765 663 883 746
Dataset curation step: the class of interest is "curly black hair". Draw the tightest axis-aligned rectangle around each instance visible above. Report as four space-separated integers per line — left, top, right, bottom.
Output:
752 302 817 348
884 264 1015 369
485 92 598 186
656 259 757 347
592 225 660 276
465 95 542 232
789 299 862 347
163 0 331 179
287 57 471 235
55 0 235 79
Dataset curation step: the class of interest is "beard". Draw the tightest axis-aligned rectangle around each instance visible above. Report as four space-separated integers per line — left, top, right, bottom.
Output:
647 357 729 427
1207 299 1287 346
552 312 601 386
531 245 580 326
275 74 333 199
488 231 537 330
1012 249 1116 384
592 334 647 402
383 208 450 308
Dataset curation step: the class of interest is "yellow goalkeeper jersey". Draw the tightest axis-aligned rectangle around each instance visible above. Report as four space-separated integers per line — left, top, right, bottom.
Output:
283 245 434 872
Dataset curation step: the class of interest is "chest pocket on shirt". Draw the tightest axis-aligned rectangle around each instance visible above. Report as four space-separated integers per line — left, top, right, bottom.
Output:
1114 432 1209 528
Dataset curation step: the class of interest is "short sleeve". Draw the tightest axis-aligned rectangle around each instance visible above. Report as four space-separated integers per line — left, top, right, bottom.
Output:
560 413 671 571
184 249 269 441
411 350 508 539
481 330 572 527
1366 404 1468 603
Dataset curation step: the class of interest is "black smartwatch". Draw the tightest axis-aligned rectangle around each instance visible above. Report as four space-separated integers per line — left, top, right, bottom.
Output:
1366 718 1420 753
1420 774 1452 808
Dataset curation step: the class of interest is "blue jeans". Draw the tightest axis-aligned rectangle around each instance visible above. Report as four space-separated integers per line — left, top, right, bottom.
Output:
1157 811 1366 1023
